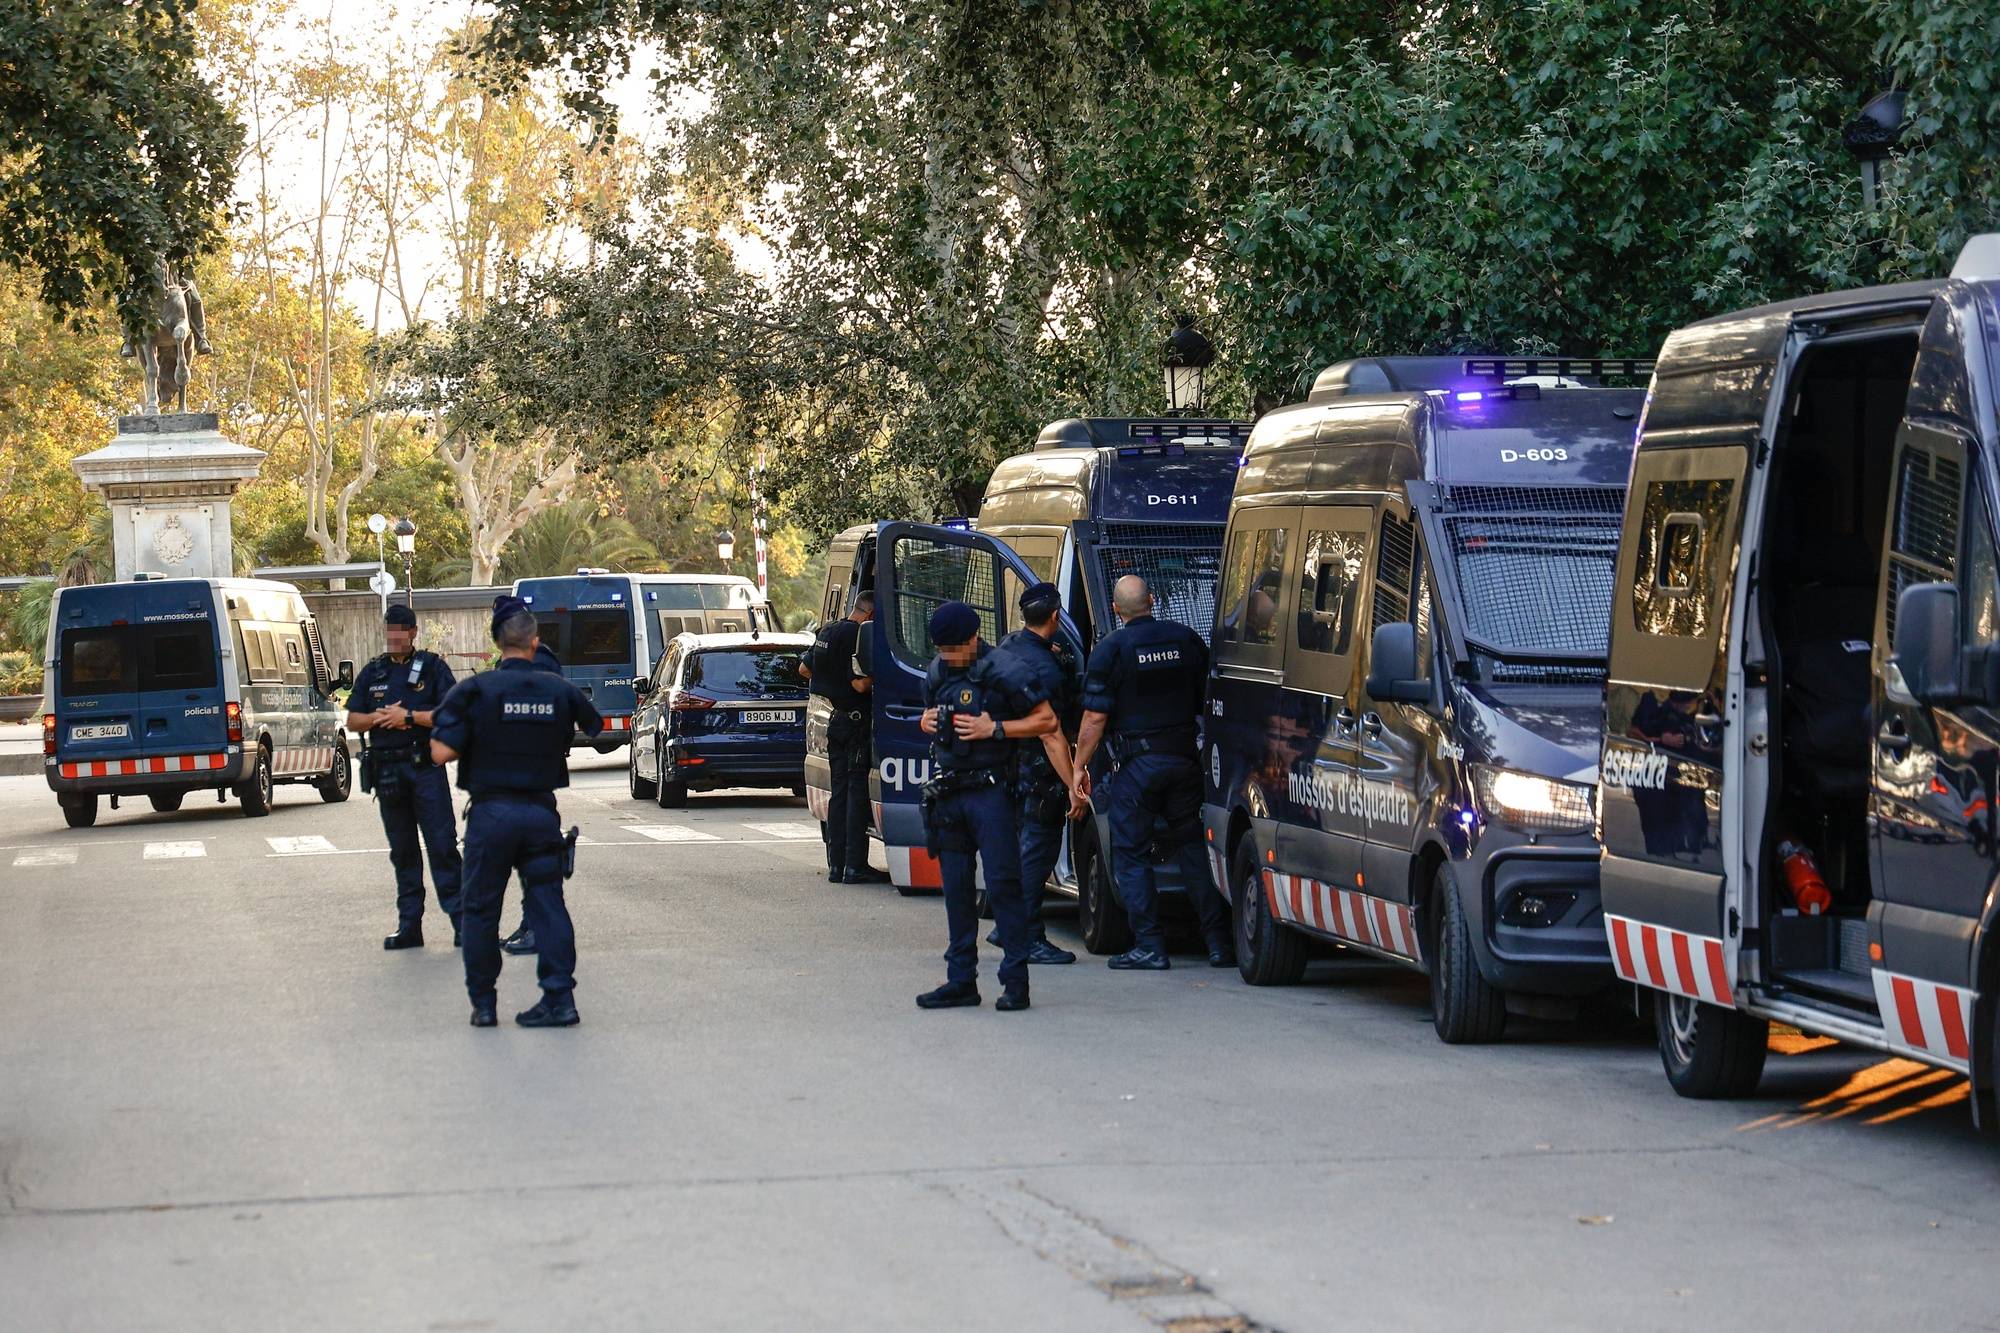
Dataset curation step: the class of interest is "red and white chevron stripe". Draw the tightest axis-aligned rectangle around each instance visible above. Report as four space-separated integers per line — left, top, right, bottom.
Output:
274 745 338 775
59 753 228 780
887 843 943 891
805 783 830 821
1871 967 1975 1070
598 714 632 733
1264 868 1421 960
1605 913 1735 1007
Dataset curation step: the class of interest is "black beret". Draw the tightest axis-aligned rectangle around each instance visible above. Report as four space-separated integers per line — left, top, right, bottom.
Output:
1018 581 1061 615
384 604 417 628
928 601 981 648
490 594 530 638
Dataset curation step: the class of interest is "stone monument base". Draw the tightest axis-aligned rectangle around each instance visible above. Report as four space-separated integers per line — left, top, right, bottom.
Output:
72 413 267 582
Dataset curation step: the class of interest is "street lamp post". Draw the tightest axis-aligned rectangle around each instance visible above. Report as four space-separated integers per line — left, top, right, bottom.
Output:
1842 88 1906 214
1163 314 1215 416
394 517 417 609
367 513 390 618
715 529 736 570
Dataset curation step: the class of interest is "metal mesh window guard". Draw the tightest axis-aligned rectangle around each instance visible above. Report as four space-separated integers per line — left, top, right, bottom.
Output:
1094 523 1226 644
1440 485 1623 670
893 539 1000 662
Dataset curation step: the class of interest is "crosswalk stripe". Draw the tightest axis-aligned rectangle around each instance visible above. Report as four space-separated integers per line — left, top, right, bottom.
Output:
143 841 206 860
266 835 338 856
628 825 719 843
13 848 78 868
739 822 820 840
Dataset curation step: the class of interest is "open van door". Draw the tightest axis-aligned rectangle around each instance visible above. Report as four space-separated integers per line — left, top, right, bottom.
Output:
871 521 1082 893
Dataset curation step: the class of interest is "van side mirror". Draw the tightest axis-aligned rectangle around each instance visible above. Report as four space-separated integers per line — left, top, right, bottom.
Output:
1892 583 1976 705
1365 622 1429 703
634 676 653 697
335 659 355 692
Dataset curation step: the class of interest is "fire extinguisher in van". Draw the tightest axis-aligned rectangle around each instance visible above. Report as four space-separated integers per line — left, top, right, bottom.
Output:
1776 837 1832 915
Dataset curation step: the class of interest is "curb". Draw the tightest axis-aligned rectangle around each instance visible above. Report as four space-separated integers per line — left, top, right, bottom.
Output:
0 753 44 778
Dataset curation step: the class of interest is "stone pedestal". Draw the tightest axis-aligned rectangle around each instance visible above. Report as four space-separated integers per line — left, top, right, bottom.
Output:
71 413 267 581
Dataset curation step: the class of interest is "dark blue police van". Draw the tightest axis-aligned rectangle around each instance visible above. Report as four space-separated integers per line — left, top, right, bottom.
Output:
1200 358 1647 1041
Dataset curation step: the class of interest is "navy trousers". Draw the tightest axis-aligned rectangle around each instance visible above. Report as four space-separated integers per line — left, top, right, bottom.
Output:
824 713 872 872
1016 804 1064 942
936 782 1031 990
376 757 463 928
1105 752 1231 954
460 794 575 1002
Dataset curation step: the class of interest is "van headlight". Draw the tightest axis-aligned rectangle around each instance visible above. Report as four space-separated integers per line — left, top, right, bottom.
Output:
1472 766 1594 835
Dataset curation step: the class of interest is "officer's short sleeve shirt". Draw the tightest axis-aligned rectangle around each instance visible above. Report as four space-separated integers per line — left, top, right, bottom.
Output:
1080 634 1126 716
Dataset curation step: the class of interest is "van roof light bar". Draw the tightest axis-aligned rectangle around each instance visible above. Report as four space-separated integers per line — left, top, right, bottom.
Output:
1463 357 1654 381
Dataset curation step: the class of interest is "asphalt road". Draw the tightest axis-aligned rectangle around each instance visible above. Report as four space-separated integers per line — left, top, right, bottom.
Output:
4 754 1998 1332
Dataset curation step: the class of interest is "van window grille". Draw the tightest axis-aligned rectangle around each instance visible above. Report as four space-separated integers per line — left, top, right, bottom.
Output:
1092 522 1225 644
1439 485 1623 664
1371 512 1416 633
892 537 1001 662
1884 447 1961 644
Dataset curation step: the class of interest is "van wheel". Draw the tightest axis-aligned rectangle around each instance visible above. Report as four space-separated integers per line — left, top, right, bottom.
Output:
237 746 274 818
1232 840 1307 985
1077 830 1132 955
317 742 351 804
1656 992 1768 1098
657 779 688 809
629 741 658 802
1431 866 1506 1044
148 793 185 813
60 794 98 829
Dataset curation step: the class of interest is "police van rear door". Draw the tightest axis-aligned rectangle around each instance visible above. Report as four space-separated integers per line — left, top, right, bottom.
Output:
874 523 1083 880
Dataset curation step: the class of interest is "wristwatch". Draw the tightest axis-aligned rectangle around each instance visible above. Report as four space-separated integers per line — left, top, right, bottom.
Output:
995 720 1005 740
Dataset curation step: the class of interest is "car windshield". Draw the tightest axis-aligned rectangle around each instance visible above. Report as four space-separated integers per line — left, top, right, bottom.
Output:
690 649 805 699
1439 490 1622 679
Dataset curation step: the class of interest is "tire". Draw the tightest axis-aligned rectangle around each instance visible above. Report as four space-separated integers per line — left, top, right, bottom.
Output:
1655 992 1769 1098
317 742 351 804
1077 828 1133 956
1234 838 1308 985
61 794 98 829
657 778 688 809
629 738 658 802
791 782 807 799
1430 865 1506 1043
237 745 274 818
148 792 185 813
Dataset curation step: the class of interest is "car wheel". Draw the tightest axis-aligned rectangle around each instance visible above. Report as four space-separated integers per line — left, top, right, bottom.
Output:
1430 864 1506 1044
148 792 185 813
317 742 351 804
1656 992 1768 1098
629 736 658 801
1234 838 1307 985
658 777 688 809
1077 828 1133 956
237 745 274 818
60 793 99 829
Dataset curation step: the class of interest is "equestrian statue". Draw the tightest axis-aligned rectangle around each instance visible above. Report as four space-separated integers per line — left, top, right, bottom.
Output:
123 259 213 415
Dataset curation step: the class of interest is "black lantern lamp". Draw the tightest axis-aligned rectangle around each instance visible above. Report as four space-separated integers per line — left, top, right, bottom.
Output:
1842 88 1906 214
393 517 417 607
1163 314 1215 416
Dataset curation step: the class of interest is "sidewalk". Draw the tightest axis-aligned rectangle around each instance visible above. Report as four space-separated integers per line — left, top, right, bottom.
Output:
0 721 44 778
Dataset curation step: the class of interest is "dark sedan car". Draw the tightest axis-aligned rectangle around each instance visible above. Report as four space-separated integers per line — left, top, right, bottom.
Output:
629 631 814 808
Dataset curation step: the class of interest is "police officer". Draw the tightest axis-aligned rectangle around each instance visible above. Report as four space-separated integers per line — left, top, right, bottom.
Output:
429 596 604 1028
346 603 463 950
499 636 568 958
988 581 1083 965
916 601 1063 1012
806 590 886 884
1071 575 1234 970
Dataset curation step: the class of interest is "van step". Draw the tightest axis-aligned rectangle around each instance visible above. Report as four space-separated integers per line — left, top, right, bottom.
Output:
1775 967 1879 1013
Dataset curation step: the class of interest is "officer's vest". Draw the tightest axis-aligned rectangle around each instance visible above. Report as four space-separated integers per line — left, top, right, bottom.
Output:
456 663 576 793
1109 617 1202 743
364 651 439 749
925 654 1012 772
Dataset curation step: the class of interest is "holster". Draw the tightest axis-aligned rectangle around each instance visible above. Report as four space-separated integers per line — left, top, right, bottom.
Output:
357 744 378 795
921 766 997 854
562 825 580 879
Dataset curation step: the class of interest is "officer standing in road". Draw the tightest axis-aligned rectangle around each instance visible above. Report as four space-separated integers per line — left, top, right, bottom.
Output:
806 590 886 884
1070 575 1234 970
346 603 463 950
429 596 604 1028
499 636 568 958
915 602 1064 1012
989 581 1083 965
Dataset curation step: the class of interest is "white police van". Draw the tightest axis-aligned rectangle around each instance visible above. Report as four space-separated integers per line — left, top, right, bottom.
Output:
43 576 353 827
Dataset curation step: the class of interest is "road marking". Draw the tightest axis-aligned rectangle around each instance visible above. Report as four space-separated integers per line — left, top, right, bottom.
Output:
266 835 338 856
143 841 206 860
13 848 78 867
739 822 819 840
628 825 718 843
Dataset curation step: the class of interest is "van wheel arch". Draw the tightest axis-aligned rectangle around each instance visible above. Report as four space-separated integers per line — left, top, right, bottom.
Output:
1408 840 1449 971
1972 923 2000 1133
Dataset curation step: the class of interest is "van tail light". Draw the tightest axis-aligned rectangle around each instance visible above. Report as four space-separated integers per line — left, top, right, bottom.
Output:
225 701 244 742
671 693 715 712
42 713 56 756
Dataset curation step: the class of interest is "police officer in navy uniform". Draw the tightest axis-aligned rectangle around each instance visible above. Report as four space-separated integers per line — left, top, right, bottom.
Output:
499 637 569 958
429 596 604 1028
1071 575 1234 970
805 590 886 883
916 601 1064 1012
346 603 463 950
988 581 1083 965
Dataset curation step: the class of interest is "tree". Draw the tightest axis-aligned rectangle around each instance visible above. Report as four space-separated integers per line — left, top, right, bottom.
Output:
0 0 243 332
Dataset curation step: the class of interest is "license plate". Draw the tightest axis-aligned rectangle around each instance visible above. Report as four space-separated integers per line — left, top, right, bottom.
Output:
741 709 797 725
70 722 130 741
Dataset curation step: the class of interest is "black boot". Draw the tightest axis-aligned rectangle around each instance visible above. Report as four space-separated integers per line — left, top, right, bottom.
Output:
469 997 497 1027
1108 947 1170 970
383 924 423 950
843 865 890 883
501 925 537 955
1027 939 1077 965
995 984 1030 1012
915 981 980 1010
516 990 580 1027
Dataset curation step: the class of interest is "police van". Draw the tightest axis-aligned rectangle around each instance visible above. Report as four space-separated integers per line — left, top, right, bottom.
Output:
513 570 771 752
1201 357 1647 1041
43 576 354 827
1599 237 2000 1115
806 415 1251 908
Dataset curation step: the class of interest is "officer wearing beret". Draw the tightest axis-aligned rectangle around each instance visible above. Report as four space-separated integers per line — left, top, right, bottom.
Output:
346 603 462 950
916 601 1063 1012
499 637 569 959
429 596 603 1028
1071 575 1235 970
989 581 1083 965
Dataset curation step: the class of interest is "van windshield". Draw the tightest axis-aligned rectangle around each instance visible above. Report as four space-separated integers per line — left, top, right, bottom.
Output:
1439 487 1622 678
60 623 219 696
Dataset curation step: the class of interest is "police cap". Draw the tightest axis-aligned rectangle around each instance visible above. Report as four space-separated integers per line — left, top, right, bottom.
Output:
490 594 530 639
1018 581 1060 618
384 603 417 628
928 601 981 648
